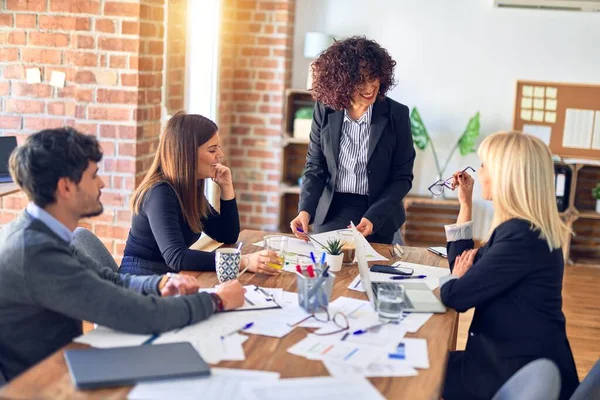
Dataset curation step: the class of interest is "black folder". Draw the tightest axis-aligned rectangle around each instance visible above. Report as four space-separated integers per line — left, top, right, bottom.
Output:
64 342 210 389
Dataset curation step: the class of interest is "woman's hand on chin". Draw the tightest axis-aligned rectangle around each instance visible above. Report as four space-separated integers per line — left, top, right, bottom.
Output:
212 163 235 200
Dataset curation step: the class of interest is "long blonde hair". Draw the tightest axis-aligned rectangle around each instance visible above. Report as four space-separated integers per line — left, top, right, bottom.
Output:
478 131 570 250
131 112 217 233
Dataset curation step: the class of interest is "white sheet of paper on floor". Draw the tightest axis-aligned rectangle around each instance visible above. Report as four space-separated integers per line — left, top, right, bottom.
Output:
243 376 386 400
128 368 280 400
73 326 151 348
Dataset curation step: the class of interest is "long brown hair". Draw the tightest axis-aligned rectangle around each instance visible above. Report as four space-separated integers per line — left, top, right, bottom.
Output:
132 112 218 233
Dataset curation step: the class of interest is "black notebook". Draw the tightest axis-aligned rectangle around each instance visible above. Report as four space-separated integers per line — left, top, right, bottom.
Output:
64 342 210 389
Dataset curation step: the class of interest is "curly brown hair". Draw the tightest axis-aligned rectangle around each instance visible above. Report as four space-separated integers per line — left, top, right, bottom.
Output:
310 36 397 110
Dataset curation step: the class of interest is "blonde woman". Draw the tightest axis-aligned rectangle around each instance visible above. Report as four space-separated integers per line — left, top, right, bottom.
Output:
440 132 579 400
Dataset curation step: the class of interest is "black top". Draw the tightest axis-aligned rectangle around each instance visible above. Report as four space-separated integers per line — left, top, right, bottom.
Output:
442 218 579 400
298 97 415 237
123 182 240 272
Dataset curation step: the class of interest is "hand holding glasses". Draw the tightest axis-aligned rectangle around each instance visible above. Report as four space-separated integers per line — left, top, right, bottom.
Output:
428 166 476 197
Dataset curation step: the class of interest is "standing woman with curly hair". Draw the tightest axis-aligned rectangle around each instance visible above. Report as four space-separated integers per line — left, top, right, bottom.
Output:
290 36 415 244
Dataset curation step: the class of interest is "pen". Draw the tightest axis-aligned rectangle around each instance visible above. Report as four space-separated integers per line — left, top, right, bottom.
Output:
142 333 159 345
320 252 326 270
310 251 317 266
244 295 255 306
353 278 361 288
296 265 303 275
307 264 315 278
390 275 427 280
220 322 254 340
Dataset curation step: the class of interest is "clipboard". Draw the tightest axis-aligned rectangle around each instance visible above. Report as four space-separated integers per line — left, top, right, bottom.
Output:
199 285 282 312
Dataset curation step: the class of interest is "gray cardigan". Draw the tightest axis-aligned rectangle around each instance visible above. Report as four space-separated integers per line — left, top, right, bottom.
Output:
0 212 215 382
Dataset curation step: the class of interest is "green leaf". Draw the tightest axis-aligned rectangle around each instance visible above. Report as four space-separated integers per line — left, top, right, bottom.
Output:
410 107 430 151
458 112 481 156
295 107 313 120
593 184 600 200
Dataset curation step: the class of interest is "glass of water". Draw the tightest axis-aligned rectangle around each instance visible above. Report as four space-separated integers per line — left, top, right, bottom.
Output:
376 283 405 322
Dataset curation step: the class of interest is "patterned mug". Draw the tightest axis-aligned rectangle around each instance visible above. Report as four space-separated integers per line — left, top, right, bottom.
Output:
215 249 241 283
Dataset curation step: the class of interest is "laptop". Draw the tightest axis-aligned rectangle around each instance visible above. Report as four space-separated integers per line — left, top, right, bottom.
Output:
351 223 446 313
64 342 211 389
0 136 17 183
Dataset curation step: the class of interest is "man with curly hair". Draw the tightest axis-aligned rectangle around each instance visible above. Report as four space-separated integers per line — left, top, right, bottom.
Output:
290 36 415 244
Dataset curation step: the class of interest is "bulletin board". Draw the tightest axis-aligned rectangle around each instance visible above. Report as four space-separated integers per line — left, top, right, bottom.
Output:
513 81 600 159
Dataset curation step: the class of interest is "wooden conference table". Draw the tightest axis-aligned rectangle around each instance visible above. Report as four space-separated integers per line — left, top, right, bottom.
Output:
0 230 458 400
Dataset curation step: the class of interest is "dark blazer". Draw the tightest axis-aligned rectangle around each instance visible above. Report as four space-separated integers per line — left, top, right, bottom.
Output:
441 218 579 400
298 97 415 237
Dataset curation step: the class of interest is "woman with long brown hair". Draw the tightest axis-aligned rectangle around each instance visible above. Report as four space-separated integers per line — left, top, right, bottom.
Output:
119 112 279 276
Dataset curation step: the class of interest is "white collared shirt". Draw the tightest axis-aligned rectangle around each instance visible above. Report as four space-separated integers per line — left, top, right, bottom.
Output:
26 202 73 243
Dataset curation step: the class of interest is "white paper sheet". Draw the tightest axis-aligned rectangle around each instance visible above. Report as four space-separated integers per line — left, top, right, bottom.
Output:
387 338 430 369
323 359 418 378
401 313 434 333
243 376 386 400
128 368 280 400
347 262 449 292
74 326 151 348
199 285 281 311
563 108 595 149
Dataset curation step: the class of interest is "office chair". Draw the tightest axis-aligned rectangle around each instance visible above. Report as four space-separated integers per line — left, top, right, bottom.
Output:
570 358 600 400
72 228 119 272
492 358 561 400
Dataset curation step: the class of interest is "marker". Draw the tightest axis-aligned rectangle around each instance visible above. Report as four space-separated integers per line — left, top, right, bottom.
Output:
220 322 254 340
390 275 427 280
142 333 159 345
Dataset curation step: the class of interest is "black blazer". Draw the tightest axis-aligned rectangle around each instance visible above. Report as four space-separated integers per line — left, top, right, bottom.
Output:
441 218 579 400
298 97 415 236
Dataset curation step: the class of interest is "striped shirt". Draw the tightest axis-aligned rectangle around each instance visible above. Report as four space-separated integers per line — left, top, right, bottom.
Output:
335 105 372 195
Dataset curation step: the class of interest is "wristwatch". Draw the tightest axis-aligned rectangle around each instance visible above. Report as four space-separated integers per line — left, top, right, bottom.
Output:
209 293 224 312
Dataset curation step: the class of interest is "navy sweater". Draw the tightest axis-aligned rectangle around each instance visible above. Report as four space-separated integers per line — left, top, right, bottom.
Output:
123 182 240 272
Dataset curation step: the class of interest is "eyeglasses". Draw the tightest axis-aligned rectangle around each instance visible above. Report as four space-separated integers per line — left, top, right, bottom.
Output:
287 307 349 336
428 166 476 196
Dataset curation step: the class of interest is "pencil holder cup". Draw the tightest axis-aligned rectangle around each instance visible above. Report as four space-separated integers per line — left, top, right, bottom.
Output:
296 269 335 313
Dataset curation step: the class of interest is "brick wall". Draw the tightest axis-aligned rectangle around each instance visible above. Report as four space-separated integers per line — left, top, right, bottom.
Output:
165 0 185 115
0 0 171 261
219 0 295 231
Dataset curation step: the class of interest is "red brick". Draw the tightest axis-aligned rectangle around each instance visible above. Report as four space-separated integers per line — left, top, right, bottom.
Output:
21 48 61 64
109 55 127 69
8 32 27 45
241 47 270 57
2 64 25 79
39 16 90 31
97 89 137 104
104 1 140 17
75 88 93 102
247 149 275 158
98 37 138 52
48 101 76 116
120 73 138 86
0 82 9 96
29 32 69 47
88 106 131 121
76 35 95 49
74 70 96 84
129 56 139 70
0 14 13 27
95 19 114 33
121 21 139 35
0 48 19 62
99 141 115 156
5 99 45 114
0 116 22 129
64 51 97 67
118 142 136 156
117 210 132 223
6 0 47 11
15 14 36 28
99 125 116 138
12 83 52 98
23 117 65 130
71 122 97 134
49 0 101 14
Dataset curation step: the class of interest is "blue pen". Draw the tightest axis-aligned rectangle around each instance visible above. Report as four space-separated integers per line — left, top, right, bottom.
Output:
320 252 326 270
390 275 427 280
142 333 159 345
310 251 317 266
220 322 254 340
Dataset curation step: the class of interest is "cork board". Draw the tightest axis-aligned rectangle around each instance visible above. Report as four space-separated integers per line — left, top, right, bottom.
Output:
513 81 600 159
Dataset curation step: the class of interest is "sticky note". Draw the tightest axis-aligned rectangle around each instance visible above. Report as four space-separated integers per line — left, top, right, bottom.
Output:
545 112 556 123
533 110 544 122
534 99 544 109
523 86 533 97
546 99 557 111
534 87 545 98
521 97 532 108
546 87 557 99
521 110 532 121
49 71 66 88
26 68 41 84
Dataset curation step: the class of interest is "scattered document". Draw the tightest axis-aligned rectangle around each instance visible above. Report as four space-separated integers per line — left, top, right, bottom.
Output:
388 338 430 369
74 326 151 348
243 376 386 400
347 262 449 292
323 359 418 378
243 318 296 338
128 368 280 400
199 285 282 311
401 312 434 333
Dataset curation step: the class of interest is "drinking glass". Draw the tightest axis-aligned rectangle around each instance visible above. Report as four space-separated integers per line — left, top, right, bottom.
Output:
376 283 405 322
263 235 288 270
338 230 356 265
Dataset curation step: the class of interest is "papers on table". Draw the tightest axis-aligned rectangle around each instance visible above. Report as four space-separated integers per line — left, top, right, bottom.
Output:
245 377 385 400
389 338 430 369
348 261 450 292
323 359 418 378
128 368 280 400
74 326 152 348
189 234 223 252
199 285 282 312
402 312 434 333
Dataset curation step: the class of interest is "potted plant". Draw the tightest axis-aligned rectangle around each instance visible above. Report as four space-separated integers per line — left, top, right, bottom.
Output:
411 108 480 197
323 238 345 272
293 107 313 140
593 183 600 213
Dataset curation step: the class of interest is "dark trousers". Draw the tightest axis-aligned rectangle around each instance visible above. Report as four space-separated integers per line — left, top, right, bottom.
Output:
119 256 170 276
314 192 396 244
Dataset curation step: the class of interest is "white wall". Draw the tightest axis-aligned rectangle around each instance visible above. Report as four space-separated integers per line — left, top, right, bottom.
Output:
292 0 600 238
